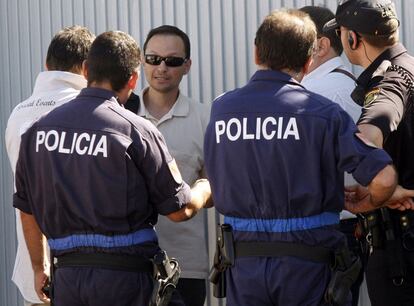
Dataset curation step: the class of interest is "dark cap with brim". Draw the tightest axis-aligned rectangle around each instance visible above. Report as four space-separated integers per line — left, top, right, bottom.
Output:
323 0 399 35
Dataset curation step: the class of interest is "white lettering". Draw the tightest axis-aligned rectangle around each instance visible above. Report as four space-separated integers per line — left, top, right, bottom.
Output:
242 118 254 140
256 117 261 140
87 134 96 155
226 118 241 141
70 133 78 153
36 131 46 152
35 130 108 157
262 117 276 140
283 118 300 140
45 130 59 151
215 121 226 144
76 133 90 155
93 136 108 157
58 132 70 154
277 117 283 138
213 116 300 143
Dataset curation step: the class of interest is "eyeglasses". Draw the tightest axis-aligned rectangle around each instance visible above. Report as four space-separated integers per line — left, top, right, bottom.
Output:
335 28 341 37
144 54 188 67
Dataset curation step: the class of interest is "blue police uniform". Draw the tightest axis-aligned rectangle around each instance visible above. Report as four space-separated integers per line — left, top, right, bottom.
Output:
13 87 191 306
204 70 392 306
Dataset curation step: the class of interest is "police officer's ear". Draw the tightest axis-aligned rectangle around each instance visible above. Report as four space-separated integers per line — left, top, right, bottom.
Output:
348 31 359 50
254 46 261 66
82 60 88 78
316 36 331 58
127 69 140 90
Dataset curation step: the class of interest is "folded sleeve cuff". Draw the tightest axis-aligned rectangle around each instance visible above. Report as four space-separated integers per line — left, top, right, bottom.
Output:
352 149 393 186
13 192 32 214
155 182 192 216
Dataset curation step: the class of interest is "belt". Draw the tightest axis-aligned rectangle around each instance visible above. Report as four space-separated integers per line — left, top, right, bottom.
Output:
235 241 333 263
55 252 154 273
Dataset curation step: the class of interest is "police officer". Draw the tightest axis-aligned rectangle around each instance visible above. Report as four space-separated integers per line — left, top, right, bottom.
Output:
13 31 211 306
325 1 414 305
204 9 411 306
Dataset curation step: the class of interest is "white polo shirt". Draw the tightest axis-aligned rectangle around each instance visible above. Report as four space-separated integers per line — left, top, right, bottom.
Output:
5 71 86 303
138 88 211 279
302 57 361 219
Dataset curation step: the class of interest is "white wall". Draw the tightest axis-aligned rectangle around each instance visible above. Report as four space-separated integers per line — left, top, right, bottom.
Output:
1 1 413 305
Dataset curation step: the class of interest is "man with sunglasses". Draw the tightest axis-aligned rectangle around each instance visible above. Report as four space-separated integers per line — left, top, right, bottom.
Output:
13 30 212 306
325 1 414 305
125 25 211 306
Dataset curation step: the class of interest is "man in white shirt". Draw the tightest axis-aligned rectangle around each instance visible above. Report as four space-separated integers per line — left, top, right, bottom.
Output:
300 6 363 306
5 25 94 306
301 6 360 122
125 25 210 306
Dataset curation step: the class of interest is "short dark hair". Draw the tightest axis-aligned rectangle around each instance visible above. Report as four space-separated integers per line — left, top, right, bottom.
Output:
359 19 399 48
255 9 317 72
86 31 141 92
46 25 95 73
300 6 343 56
143 25 190 59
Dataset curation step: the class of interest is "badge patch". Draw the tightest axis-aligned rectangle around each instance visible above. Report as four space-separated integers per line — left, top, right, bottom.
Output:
364 88 380 106
168 159 183 184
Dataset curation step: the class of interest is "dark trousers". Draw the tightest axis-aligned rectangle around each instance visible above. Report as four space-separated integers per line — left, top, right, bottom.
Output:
366 248 414 306
339 218 364 306
225 256 349 306
53 267 153 306
168 278 206 306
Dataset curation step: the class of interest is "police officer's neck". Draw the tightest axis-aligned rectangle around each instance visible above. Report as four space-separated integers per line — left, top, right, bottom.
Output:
88 81 129 104
358 41 397 69
280 68 304 82
143 87 179 120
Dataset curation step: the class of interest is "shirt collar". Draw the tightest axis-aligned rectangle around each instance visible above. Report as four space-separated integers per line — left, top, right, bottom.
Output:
356 43 407 88
138 88 190 124
302 57 346 83
32 71 87 95
78 87 119 105
250 69 305 89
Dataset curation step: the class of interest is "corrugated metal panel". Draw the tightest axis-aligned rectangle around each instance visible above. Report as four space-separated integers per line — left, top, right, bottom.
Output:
1 1 414 305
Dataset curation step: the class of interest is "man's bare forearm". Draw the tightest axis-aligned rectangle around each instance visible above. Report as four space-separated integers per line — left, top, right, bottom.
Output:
20 211 46 272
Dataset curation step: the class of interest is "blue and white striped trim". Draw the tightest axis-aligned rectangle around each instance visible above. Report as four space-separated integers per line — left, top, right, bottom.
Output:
224 212 339 233
48 228 157 251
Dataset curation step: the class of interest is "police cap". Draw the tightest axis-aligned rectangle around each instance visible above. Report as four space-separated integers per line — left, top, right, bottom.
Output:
323 0 399 35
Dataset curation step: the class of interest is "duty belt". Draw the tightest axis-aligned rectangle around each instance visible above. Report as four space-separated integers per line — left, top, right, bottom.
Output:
55 252 154 272
235 241 333 263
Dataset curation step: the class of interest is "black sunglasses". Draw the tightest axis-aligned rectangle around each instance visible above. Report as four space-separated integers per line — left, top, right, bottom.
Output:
144 54 188 67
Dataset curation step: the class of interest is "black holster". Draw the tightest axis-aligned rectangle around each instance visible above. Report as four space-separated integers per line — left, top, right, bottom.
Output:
209 224 235 298
359 208 408 285
324 247 362 306
149 250 180 306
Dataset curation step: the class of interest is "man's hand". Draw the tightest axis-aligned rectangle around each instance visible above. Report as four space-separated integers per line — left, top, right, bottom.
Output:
344 185 371 213
385 185 414 211
34 267 50 303
167 179 212 222
193 178 213 208
345 184 414 213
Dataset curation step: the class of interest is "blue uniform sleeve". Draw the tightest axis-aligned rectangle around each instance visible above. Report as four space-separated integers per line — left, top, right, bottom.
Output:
334 109 392 186
129 127 191 216
13 137 33 214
